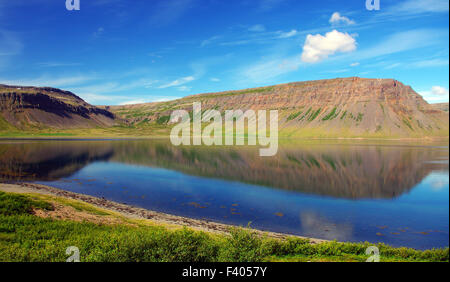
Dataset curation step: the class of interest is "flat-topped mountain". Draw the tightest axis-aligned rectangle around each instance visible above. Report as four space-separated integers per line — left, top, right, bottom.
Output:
110 77 449 138
0 84 118 130
0 77 448 137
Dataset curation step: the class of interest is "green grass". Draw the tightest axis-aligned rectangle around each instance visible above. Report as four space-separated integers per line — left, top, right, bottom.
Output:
0 192 448 262
308 108 322 121
156 115 171 125
356 113 364 122
322 107 338 121
195 87 275 100
0 192 54 216
403 119 414 131
287 110 303 121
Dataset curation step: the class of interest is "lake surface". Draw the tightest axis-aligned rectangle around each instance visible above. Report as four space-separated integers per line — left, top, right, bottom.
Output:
0 139 448 250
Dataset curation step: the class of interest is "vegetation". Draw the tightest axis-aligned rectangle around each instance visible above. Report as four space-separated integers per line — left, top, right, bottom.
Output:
156 115 171 125
322 107 339 121
287 110 303 121
0 191 448 262
308 108 322 121
356 113 364 123
403 119 414 131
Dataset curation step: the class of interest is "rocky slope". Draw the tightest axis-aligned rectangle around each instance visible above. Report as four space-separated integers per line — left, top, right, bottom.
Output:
430 103 449 112
109 77 449 137
0 84 118 130
1 77 448 137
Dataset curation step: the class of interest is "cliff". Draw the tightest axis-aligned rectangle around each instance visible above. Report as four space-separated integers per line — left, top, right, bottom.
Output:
0 84 118 130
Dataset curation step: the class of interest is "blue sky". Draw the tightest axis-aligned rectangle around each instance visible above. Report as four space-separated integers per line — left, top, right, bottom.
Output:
0 0 448 105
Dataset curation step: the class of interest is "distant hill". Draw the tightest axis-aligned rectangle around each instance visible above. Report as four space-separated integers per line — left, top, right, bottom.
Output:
0 84 118 130
108 77 449 138
430 102 449 112
0 77 448 137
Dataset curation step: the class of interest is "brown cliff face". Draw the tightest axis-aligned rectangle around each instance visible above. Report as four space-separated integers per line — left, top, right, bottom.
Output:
1 77 448 137
110 77 449 137
0 84 118 129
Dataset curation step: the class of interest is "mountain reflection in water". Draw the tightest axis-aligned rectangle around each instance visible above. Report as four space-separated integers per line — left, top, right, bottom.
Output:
0 139 448 249
0 139 447 199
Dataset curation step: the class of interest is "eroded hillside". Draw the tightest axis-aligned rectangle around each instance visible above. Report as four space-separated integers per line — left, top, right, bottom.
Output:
0 84 118 130
108 77 449 138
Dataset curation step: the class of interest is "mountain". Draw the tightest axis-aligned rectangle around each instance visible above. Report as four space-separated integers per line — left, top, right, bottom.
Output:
109 77 449 138
0 84 118 130
430 103 449 112
0 77 448 137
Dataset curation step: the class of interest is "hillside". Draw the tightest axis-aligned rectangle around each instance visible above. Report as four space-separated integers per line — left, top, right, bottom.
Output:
0 84 118 130
0 77 448 138
430 103 449 112
109 77 449 138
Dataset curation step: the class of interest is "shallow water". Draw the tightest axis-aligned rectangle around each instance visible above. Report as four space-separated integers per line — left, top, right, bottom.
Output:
0 139 448 249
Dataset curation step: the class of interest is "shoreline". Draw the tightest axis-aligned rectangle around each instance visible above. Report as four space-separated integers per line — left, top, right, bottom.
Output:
0 182 327 243
0 135 449 141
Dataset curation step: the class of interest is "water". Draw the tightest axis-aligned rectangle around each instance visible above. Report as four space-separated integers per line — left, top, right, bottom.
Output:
0 139 448 249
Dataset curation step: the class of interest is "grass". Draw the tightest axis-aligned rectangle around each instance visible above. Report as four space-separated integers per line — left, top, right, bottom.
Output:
156 115 171 125
287 110 303 121
194 87 275 100
308 108 322 121
0 191 448 262
322 107 339 121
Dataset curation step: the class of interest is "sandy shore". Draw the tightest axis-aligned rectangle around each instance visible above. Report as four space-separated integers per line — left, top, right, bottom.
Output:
0 182 326 243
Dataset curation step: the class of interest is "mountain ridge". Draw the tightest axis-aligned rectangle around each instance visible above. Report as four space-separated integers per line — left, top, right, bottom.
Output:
1 77 448 138
107 77 449 138
0 84 118 130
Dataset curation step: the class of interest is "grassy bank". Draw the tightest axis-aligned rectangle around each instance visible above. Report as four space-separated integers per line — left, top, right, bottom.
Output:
0 191 448 262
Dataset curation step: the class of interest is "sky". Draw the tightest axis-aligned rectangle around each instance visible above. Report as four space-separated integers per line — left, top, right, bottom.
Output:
0 0 448 105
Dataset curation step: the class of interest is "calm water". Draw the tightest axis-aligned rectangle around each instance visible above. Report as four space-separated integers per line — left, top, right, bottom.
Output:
0 139 448 249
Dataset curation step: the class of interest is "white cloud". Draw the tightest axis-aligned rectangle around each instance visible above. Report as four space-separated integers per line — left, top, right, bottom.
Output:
152 97 181 102
177 85 192 91
201 35 221 47
0 75 96 88
72 79 156 94
78 93 130 105
248 24 266 32
119 99 146 105
350 62 360 67
279 29 298 38
329 12 355 25
210 78 220 82
37 62 82 67
240 54 302 83
389 0 449 14
430 86 449 96
301 30 357 63
419 86 449 103
0 29 23 57
158 76 195 89
409 58 449 68
349 29 445 62
258 0 287 11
